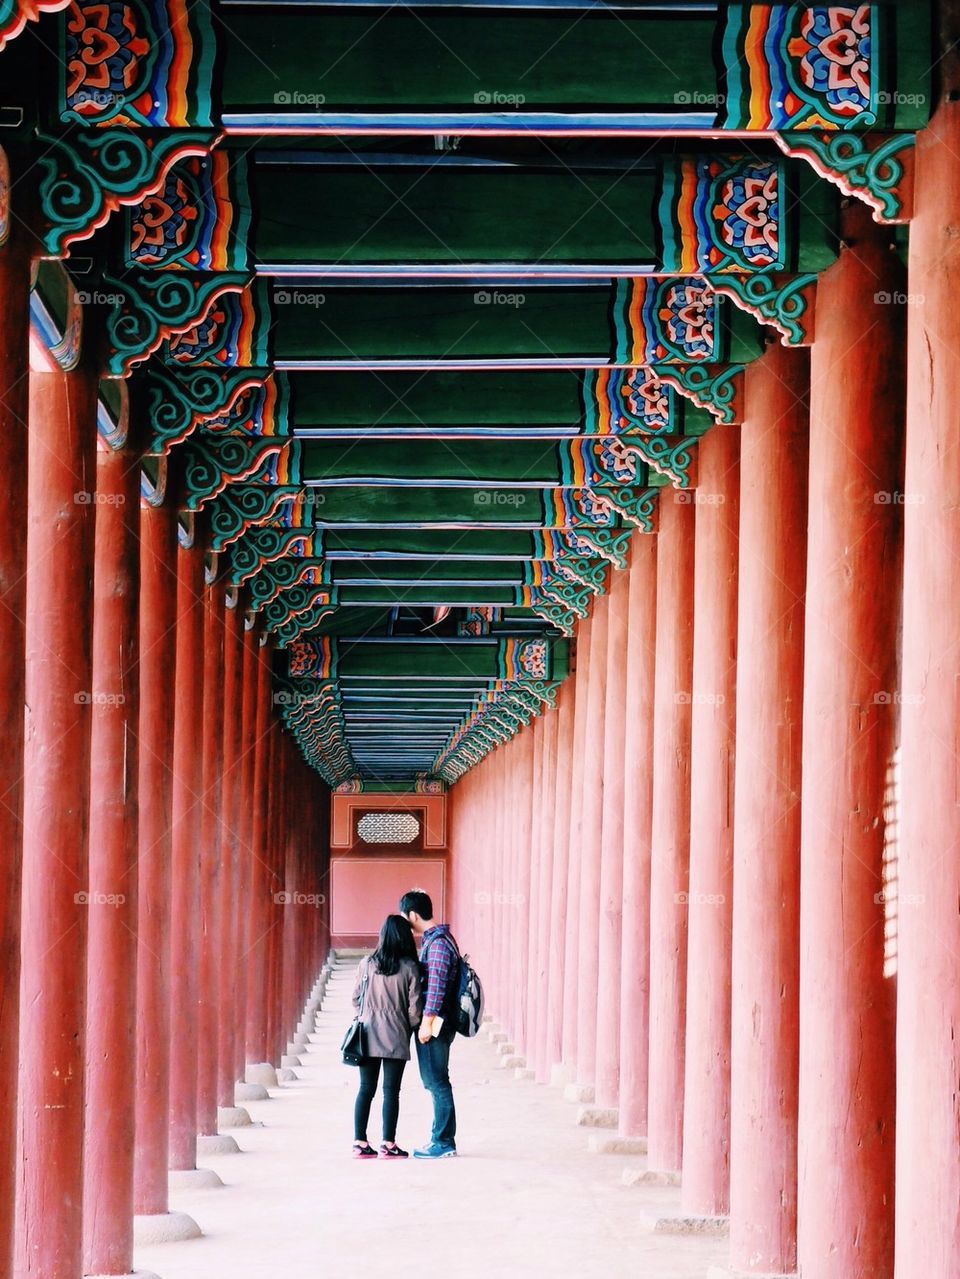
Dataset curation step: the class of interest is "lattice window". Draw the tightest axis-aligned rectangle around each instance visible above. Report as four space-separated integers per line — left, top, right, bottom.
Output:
356 812 422 845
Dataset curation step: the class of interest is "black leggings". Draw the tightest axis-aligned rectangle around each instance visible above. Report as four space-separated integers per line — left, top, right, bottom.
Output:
354 1056 407 1143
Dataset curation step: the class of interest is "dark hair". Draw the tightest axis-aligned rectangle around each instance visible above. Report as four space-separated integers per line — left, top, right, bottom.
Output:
399 889 433 920
371 914 418 977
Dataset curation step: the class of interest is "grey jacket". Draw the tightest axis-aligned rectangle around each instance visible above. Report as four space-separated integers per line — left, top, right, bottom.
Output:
351 956 423 1060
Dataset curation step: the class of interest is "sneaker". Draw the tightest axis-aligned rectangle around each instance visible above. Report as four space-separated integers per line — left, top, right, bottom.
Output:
412 1143 457 1159
379 1143 409 1159
352 1141 377 1160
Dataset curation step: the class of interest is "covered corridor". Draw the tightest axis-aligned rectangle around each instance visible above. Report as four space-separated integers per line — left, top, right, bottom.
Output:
135 955 728 1279
0 1 959 1277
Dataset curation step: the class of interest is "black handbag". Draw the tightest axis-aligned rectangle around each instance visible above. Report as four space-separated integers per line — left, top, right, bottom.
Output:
340 962 369 1066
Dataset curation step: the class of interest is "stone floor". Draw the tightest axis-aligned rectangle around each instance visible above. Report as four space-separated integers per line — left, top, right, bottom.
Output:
136 960 728 1279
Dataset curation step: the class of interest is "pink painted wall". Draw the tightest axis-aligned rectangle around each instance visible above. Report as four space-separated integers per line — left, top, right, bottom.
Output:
330 857 447 946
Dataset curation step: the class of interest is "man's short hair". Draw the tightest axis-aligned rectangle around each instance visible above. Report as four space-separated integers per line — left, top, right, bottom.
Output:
399 889 433 919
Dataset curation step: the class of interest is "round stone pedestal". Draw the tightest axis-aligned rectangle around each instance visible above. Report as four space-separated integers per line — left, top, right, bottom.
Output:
168 1167 223 1190
218 1105 252 1128
197 1133 241 1155
133 1211 202 1245
245 1062 278 1088
235 1081 269 1102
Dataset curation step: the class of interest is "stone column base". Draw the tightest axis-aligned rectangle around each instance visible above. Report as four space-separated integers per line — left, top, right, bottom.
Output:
281 1053 302 1067
245 1062 278 1087
576 1106 617 1129
513 1066 535 1081
218 1105 252 1128
563 1082 594 1104
588 1133 647 1154
168 1167 223 1190
622 1167 680 1187
549 1063 572 1089
196 1133 241 1156
88 1270 163 1278
707 1268 797 1279
134 1211 202 1245
235 1081 269 1102
277 1067 298 1082
638 1212 729 1237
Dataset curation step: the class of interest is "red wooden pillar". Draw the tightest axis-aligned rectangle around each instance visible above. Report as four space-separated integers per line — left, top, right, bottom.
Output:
544 681 574 1079
727 342 808 1274
575 595 609 1091
646 488 695 1173
521 718 542 1059
561 613 592 1076
681 426 741 1218
218 593 244 1108
168 530 206 1171
234 619 258 1084
245 640 274 1068
197 571 225 1137
896 41 960 1274
617 533 657 1139
82 440 141 1275
532 704 558 1082
0 156 29 1279
266 729 286 1065
16 362 97 1279
134 501 180 1220
595 561 630 1109
798 206 902 1279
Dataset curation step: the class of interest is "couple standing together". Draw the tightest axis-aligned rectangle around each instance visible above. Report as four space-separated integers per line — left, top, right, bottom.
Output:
350 889 458 1160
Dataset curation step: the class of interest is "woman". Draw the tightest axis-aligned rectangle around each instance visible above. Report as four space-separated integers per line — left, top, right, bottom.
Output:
350 913 423 1159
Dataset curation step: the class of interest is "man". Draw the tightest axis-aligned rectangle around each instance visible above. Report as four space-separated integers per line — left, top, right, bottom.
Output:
400 889 459 1159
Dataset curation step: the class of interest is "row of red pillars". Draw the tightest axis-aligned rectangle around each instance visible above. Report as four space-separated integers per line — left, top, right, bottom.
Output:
448 94 960 1279
0 195 332 1279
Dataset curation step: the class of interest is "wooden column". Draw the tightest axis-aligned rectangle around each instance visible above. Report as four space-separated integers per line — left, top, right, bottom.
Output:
727 342 808 1274
575 595 609 1091
168 532 206 1170
16 363 97 1278
681 426 741 1218
533 704 558 1082
234 619 258 1084
618 533 657 1139
646 488 695 1173
134 501 179 1217
521 718 542 1060
561 614 592 1076
544 680 574 1079
896 26 960 1273
0 159 29 1279
82 441 141 1275
218 594 244 1108
595 561 630 1109
245 639 274 1067
798 206 902 1279
197 571 225 1136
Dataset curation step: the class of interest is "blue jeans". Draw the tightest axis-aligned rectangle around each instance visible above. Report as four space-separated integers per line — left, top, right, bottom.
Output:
415 1034 456 1149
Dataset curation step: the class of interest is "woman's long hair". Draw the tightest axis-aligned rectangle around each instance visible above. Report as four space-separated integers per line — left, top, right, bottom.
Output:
371 914 418 977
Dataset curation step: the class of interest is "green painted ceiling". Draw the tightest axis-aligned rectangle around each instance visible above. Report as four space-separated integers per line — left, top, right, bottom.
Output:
2 0 928 788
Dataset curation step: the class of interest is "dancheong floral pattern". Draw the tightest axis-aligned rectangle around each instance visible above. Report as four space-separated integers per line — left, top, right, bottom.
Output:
64 0 152 120
791 6 872 122
714 162 780 269
659 282 716 361
129 167 199 266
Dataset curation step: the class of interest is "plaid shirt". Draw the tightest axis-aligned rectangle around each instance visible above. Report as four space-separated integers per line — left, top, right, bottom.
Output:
420 925 459 1018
